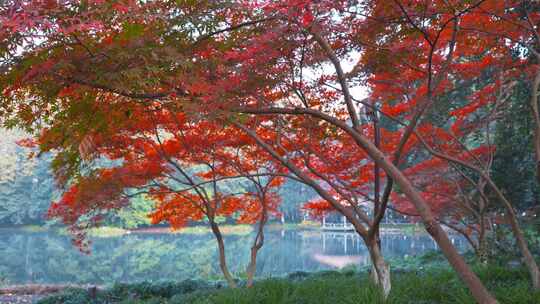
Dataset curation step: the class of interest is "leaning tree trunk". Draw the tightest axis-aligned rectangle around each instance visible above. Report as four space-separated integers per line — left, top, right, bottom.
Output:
209 220 237 288
367 237 391 299
505 210 540 289
485 178 540 290
351 135 498 303
236 121 498 303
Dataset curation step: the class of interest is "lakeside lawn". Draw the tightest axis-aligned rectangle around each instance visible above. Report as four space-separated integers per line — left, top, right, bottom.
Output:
9 222 422 236
36 265 539 304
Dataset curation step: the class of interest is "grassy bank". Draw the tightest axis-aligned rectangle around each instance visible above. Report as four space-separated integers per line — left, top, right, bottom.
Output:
37 266 539 304
0 225 131 237
4 222 431 236
5 224 255 236
171 224 253 235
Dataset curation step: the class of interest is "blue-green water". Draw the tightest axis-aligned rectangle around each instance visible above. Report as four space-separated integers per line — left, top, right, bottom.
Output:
0 228 467 285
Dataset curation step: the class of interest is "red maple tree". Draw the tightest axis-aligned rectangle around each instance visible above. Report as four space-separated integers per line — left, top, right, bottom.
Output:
4 1 540 302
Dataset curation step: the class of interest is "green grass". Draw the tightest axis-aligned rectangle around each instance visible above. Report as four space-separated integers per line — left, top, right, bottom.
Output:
21 225 254 237
19 225 49 232
87 227 130 237
379 223 428 235
173 225 253 235
266 221 321 231
37 266 540 304
13 225 130 237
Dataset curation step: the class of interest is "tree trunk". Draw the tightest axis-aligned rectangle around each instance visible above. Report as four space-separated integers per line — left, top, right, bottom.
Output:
235 121 498 303
209 221 237 288
246 227 264 287
367 238 391 299
246 246 259 287
246 196 268 287
530 67 540 185
477 239 488 266
478 214 489 265
354 137 498 304
505 210 540 289
485 178 540 290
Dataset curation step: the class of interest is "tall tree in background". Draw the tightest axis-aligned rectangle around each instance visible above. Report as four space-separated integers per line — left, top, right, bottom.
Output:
492 80 540 209
0 129 55 225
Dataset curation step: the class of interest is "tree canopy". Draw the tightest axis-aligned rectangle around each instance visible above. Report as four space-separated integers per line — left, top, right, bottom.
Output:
2 1 540 302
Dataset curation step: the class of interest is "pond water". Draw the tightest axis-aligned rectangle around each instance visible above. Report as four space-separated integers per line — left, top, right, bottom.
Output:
0 228 468 285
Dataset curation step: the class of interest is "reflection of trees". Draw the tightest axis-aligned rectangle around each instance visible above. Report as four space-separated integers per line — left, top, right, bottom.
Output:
254 230 330 275
0 232 261 285
0 230 468 285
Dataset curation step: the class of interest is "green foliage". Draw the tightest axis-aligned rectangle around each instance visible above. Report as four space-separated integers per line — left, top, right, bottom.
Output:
485 224 540 265
36 267 540 304
0 129 56 225
0 132 157 229
387 249 451 271
492 80 540 210
121 22 145 40
37 281 213 304
174 225 252 235
109 196 154 229
108 280 212 300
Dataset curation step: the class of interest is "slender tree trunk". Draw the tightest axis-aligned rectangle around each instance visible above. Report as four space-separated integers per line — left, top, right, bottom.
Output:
477 238 488 265
478 213 489 265
209 220 237 288
485 178 540 289
505 210 540 289
246 244 260 287
530 67 540 185
366 109 392 298
246 216 266 287
367 237 391 299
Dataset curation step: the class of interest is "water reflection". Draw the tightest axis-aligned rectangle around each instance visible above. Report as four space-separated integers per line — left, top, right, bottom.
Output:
0 229 467 285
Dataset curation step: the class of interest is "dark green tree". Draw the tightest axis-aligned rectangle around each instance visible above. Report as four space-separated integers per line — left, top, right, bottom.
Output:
492 80 540 211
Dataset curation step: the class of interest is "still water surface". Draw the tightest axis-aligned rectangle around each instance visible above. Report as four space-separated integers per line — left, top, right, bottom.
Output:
0 228 467 285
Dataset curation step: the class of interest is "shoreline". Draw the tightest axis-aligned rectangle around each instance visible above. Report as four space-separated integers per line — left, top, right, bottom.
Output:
0 222 429 236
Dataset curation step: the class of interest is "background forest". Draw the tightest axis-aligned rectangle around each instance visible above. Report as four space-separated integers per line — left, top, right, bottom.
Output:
0 129 316 227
